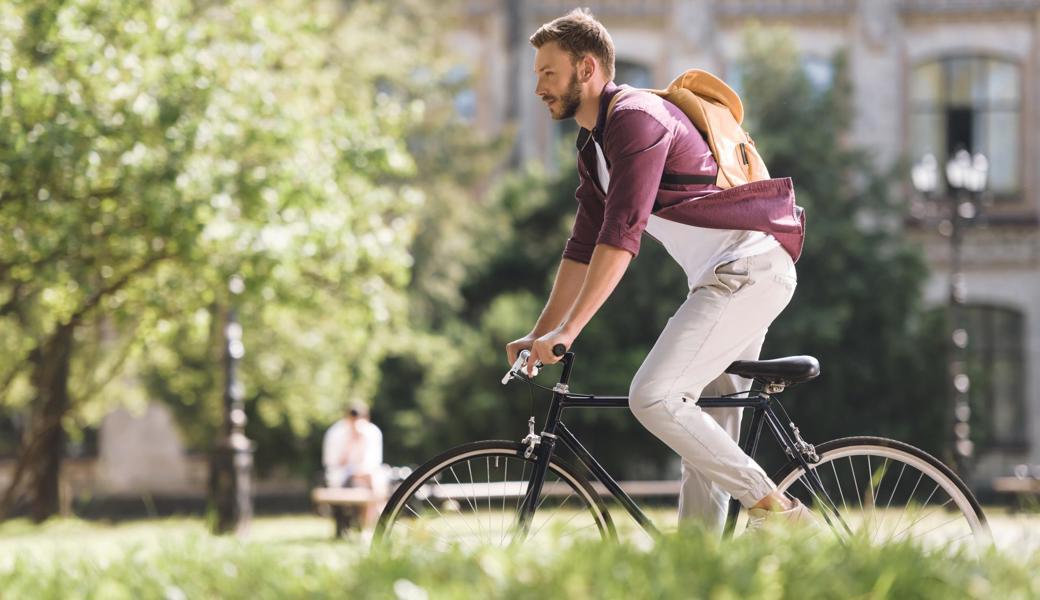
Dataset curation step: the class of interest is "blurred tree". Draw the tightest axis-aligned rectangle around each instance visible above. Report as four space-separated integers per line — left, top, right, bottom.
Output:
378 27 948 479
0 0 456 521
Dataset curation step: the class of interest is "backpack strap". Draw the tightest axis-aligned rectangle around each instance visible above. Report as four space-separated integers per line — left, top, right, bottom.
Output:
605 88 632 120
606 88 718 189
661 173 717 185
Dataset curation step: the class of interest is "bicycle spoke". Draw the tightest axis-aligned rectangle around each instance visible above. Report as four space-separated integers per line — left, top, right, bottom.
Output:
866 455 877 543
500 459 508 543
795 476 849 539
772 442 986 549
449 465 479 515
830 460 849 513
381 446 609 548
535 484 571 515
906 510 968 544
487 457 493 540
887 470 925 539
464 461 486 540
556 520 600 539
891 496 954 542
508 460 530 541
865 455 881 544
403 504 454 548
803 464 847 532
528 491 576 541
883 463 907 517
796 477 829 511
849 456 864 520
512 481 533 536
536 500 590 541
419 491 453 527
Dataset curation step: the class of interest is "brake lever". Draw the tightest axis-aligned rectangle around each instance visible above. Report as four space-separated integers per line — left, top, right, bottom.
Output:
501 349 540 385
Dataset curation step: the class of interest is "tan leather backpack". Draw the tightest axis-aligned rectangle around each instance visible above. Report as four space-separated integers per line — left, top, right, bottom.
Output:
607 69 770 189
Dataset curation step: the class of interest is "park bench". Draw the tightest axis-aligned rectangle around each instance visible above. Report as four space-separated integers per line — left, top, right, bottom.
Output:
311 486 386 536
992 475 1040 509
311 464 409 536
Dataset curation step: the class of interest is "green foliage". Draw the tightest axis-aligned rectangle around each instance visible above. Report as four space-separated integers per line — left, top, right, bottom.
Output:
375 165 585 465
0 0 491 481
0 516 1036 599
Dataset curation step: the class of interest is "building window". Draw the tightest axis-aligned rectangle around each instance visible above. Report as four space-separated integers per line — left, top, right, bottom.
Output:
725 55 835 98
961 305 1027 449
801 55 834 95
444 65 477 123
909 56 1022 198
615 60 653 89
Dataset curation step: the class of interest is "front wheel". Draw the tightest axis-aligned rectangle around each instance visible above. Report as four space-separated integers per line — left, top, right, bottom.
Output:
772 436 989 548
374 440 615 549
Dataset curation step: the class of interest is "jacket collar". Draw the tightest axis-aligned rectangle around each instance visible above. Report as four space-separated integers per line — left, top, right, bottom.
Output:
575 81 622 151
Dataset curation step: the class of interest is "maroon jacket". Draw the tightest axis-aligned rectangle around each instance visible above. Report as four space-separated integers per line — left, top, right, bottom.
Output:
562 81 805 265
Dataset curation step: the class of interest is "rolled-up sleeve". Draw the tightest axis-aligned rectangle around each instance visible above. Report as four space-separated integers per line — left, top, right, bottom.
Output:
597 109 670 257
562 157 603 264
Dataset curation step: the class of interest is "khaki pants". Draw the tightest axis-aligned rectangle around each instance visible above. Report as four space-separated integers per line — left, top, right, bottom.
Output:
629 244 797 533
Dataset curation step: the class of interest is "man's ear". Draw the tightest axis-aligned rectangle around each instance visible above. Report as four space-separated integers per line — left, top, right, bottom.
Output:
580 55 596 81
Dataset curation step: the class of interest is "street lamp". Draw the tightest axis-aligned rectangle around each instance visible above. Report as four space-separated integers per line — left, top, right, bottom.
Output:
210 274 254 535
911 150 988 478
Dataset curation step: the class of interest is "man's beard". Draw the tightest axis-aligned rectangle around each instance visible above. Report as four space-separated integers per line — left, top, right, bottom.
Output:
550 72 582 120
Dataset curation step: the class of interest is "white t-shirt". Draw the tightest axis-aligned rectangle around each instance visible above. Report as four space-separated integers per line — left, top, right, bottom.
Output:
594 140 779 288
322 418 383 488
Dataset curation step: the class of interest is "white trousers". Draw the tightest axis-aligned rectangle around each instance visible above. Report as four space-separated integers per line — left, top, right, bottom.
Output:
629 244 797 533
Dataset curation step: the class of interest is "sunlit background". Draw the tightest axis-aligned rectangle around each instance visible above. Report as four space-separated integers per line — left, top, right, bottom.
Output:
0 0 1037 542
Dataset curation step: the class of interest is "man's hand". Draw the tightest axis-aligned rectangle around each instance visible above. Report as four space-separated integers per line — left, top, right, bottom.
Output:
505 334 537 366
528 327 575 375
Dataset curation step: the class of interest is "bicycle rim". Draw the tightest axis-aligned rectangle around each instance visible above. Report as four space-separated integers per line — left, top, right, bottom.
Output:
772 437 989 549
375 441 614 550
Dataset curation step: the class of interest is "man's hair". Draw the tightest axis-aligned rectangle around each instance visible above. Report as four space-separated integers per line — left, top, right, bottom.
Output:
529 8 615 81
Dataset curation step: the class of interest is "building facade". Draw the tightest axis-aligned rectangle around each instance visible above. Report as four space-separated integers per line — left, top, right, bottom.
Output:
449 0 1040 488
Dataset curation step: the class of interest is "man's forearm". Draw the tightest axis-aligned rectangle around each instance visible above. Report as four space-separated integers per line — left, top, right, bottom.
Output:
531 258 588 336
559 244 632 336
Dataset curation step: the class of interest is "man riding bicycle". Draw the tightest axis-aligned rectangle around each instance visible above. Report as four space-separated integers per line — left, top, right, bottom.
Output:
506 8 809 533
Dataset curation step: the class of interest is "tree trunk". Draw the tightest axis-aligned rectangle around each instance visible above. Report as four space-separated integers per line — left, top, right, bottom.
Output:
25 323 75 522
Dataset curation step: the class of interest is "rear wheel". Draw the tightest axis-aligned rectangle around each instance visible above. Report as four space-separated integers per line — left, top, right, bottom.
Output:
771 436 989 548
374 440 615 549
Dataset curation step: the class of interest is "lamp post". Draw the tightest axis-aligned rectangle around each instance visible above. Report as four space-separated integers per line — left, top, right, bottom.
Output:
911 150 988 478
210 274 254 535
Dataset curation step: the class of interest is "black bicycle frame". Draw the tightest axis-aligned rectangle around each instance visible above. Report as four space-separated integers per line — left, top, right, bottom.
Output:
516 352 837 539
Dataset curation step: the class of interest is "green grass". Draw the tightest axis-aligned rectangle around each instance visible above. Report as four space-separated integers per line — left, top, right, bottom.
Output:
0 513 1037 599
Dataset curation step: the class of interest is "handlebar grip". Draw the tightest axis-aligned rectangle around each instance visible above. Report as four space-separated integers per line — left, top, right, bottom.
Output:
552 344 567 357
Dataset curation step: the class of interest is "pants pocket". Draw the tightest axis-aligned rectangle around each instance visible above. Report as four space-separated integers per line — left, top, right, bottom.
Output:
712 257 754 295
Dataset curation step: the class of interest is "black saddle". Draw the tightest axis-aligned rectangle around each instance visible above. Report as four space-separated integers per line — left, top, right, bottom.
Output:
725 355 820 386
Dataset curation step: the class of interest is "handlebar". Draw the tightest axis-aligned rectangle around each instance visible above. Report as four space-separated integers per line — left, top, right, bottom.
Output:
500 345 569 385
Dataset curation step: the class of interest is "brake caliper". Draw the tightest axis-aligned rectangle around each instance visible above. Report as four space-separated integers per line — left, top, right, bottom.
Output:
788 422 819 464
520 416 541 459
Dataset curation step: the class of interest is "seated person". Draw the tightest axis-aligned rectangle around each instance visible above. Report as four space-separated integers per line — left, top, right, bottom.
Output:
322 402 388 530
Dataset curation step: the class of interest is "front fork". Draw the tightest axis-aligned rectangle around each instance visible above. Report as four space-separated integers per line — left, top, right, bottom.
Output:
514 417 558 539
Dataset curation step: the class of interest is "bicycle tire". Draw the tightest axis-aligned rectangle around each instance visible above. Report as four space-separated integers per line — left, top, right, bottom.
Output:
374 440 616 548
769 436 989 547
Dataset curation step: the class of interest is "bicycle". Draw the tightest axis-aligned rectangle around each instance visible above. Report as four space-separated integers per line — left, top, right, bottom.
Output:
375 347 989 549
